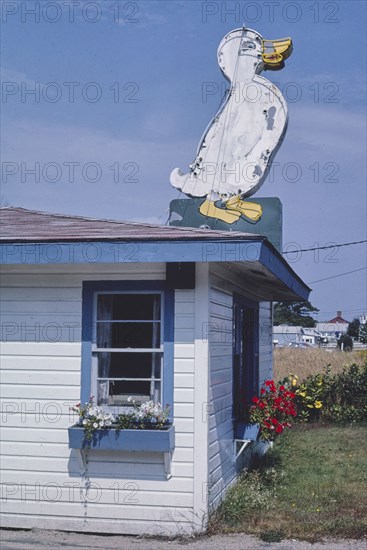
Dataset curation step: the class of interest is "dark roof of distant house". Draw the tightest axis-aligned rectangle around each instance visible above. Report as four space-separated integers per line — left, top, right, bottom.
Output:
328 315 349 324
0 207 265 243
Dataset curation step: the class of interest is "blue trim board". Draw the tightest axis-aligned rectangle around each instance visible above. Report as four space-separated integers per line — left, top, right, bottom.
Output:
80 283 93 406
80 281 175 421
259 244 310 301
0 239 263 265
162 288 174 420
1 238 310 301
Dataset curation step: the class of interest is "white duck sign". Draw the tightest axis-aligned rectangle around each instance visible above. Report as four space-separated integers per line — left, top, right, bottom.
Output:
170 27 292 224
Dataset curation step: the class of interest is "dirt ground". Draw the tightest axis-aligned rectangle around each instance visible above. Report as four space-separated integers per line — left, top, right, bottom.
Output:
1 529 366 550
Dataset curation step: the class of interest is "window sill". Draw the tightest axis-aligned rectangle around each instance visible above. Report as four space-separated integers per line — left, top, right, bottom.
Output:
68 424 175 453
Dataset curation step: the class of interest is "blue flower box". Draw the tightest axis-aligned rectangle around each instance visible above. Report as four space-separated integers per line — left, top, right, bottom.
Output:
234 422 260 440
68 424 175 452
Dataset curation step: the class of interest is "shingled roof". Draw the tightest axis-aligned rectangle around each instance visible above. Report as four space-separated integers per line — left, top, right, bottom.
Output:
0 207 264 243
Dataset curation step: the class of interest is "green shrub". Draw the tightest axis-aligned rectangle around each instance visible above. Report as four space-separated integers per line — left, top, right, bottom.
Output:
337 334 353 351
292 363 367 424
323 363 367 423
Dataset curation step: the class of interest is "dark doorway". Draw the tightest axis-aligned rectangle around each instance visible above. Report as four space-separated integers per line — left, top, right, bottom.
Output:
233 294 259 438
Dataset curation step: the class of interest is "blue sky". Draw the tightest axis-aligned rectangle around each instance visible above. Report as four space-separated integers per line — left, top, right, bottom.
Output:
1 0 366 321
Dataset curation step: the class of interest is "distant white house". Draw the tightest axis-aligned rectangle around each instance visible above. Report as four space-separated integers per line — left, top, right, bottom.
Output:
273 323 350 347
315 322 348 341
273 325 302 347
272 326 320 347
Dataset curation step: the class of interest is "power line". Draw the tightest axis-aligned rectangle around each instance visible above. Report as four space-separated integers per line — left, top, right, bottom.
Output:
315 308 367 314
282 239 367 254
308 267 367 284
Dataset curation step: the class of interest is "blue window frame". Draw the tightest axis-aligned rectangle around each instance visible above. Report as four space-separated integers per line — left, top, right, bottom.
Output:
81 281 174 419
233 293 259 439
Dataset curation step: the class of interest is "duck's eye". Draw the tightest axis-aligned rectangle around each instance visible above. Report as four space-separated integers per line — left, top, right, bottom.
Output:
241 41 256 50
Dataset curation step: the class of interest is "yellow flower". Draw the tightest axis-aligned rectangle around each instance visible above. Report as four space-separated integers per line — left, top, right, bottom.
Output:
314 401 322 409
298 391 306 397
292 379 297 387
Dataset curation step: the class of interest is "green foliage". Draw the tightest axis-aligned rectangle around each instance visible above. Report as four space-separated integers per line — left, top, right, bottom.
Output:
347 317 360 339
213 470 276 526
359 323 367 344
114 411 136 430
288 363 367 424
273 301 319 327
115 400 170 430
337 334 353 351
290 371 325 423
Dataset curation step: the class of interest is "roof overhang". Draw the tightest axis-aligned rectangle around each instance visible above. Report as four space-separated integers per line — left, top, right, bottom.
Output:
0 237 310 301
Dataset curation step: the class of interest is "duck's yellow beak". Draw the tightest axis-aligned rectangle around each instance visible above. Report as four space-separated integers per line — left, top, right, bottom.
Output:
262 38 293 70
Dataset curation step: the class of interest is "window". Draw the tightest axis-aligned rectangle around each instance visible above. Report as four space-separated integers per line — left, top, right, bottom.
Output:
81 282 174 413
94 292 163 406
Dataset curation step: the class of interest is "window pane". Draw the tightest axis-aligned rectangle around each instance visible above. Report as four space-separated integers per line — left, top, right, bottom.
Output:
97 294 161 321
98 380 161 406
96 322 160 348
97 352 162 379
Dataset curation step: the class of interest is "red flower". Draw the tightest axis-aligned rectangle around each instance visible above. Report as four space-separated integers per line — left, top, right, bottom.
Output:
252 396 260 404
275 425 283 434
260 388 266 395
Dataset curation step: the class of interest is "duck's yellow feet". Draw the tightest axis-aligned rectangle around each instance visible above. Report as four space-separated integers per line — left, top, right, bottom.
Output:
225 196 263 222
199 199 241 224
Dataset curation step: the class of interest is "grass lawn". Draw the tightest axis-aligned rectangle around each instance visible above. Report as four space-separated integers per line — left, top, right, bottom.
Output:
209 424 367 542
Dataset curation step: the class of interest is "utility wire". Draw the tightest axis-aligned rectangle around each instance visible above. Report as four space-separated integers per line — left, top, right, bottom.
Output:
282 239 367 254
315 308 366 314
308 266 367 284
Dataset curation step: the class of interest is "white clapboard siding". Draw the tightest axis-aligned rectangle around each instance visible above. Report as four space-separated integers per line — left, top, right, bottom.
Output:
0 267 196 535
0 470 194 492
207 281 237 509
1 500 195 522
0 515 196 537
1 489 193 508
207 266 273 510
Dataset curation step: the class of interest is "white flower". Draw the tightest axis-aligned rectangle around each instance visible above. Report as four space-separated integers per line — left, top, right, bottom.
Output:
93 422 98 428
